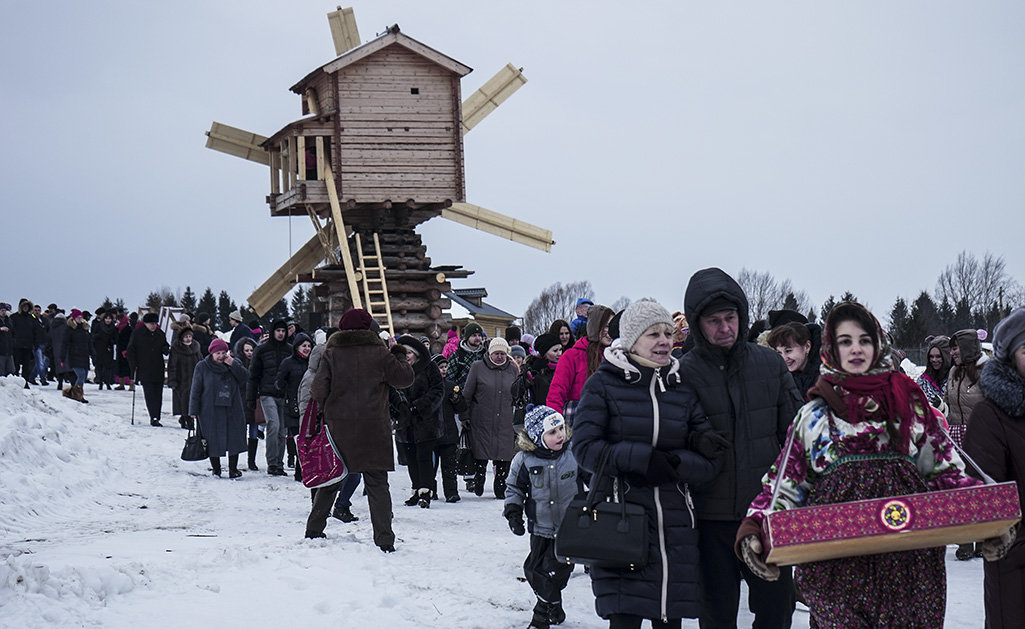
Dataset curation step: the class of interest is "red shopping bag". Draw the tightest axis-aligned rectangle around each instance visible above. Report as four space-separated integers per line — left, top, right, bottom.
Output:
296 400 348 489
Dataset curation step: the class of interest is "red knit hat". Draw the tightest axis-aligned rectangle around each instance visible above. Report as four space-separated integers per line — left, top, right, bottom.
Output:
70 309 83 320
208 338 229 354
338 308 373 330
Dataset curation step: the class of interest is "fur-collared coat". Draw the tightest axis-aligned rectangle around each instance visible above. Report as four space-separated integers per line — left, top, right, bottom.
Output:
311 330 414 473
392 336 445 445
65 318 92 370
126 325 170 383
965 357 1025 629
463 353 519 461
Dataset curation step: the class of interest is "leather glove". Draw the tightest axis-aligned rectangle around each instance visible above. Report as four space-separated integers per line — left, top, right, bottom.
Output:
740 535 780 581
503 504 525 536
645 450 682 485
691 430 731 459
982 525 1018 562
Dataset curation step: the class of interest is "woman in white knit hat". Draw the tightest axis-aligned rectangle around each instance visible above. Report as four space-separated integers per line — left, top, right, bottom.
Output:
573 298 728 628
462 337 520 498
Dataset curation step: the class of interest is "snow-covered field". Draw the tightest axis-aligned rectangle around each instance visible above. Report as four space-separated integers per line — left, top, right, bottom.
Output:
0 376 986 628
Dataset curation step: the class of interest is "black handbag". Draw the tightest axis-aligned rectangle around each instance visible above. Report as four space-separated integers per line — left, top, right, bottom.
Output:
181 424 209 461
555 446 649 568
456 428 476 476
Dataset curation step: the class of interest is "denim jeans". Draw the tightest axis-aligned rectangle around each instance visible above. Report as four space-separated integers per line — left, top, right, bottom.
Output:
260 396 286 470
72 367 88 387
33 347 48 381
333 472 363 509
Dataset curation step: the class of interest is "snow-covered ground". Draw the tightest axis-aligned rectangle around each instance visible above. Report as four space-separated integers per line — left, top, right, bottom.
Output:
1 376 987 628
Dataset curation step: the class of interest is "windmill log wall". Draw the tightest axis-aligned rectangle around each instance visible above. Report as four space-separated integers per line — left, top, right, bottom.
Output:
316 228 468 344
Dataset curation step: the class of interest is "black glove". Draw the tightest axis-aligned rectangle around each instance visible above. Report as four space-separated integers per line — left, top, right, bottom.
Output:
503 503 525 536
645 450 682 485
692 430 731 459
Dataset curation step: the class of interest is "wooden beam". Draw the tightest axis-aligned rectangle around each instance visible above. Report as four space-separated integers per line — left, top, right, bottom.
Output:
442 202 553 252
460 64 528 135
327 6 360 56
322 159 364 309
205 122 270 165
247 233 332 316
306 206 340 264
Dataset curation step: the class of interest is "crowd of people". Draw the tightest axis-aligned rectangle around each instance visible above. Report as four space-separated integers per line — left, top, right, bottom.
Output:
3 268 1024 628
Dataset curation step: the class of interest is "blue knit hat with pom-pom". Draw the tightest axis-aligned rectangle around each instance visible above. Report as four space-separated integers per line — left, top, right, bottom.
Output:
524 405 565 449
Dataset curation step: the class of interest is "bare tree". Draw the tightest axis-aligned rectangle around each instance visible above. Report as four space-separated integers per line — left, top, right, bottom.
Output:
609 296 631 313
522 280 594 335
736 269 812 322
936 250 1020 314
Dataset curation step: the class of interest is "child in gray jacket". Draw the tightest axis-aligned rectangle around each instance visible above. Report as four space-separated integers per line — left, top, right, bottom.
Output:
504 405 578 629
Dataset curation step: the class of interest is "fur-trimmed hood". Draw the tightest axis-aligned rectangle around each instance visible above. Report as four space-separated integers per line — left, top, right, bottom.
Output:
980 358 1025 418
67 317 90 332
325 329 384 349
515 426 573 457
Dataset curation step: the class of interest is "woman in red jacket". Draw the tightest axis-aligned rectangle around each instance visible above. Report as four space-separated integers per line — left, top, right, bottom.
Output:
546 305 612 425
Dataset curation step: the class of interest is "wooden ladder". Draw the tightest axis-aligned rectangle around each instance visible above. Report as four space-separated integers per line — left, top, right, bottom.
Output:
355 232 394 335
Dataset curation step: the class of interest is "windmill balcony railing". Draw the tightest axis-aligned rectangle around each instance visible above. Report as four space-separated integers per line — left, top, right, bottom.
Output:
267 131 332 216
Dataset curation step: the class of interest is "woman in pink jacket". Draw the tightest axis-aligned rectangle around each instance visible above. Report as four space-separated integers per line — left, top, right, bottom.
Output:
546 305 612 424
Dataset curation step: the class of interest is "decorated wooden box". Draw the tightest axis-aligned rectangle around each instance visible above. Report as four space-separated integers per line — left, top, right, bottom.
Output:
763 482 1021 566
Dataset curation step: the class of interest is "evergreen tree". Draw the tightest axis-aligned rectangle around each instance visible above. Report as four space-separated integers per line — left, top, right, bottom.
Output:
99 297 114 312
906 291 942 346
217 291 237 331
820 295 837 323
145 291 163 311
180 286 197 314
290 287 316 331
266 298 290 325
938 297 955 330
198 288 218 326
887 298 910 347
113 297 126 313
782 292 800 312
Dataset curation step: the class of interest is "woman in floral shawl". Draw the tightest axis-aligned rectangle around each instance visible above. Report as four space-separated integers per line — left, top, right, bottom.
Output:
733 302 986 627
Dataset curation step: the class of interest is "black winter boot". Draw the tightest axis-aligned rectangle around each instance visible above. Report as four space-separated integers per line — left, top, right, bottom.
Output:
247 438 259 471
548 600 565 625
331 506 359 522
473 461 486 497
527 599 551 629
210 457 222 477
404 492 421 506
493 461 510 499
417 488 432 509
286 438 297 469
228 454 241 479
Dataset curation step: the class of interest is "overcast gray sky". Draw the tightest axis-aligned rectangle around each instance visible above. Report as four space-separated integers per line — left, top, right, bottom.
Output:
2 1 1022 325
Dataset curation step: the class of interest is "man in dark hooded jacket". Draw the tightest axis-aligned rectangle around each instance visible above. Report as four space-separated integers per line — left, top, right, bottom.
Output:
247 319 293 476
677 268 802 628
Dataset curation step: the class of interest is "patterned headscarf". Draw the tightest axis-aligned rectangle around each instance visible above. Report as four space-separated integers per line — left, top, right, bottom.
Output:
809 302 935 454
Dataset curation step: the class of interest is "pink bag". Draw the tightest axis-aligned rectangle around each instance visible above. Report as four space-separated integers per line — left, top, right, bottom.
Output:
296 400 348 489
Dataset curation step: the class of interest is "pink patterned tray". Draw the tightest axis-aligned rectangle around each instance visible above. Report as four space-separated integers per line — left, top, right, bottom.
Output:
763 482 1021 566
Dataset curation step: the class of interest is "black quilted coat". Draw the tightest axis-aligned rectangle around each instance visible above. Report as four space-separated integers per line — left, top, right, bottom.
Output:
573 346 720 621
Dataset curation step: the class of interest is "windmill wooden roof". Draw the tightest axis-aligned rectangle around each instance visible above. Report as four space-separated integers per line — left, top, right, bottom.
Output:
290 25 472 95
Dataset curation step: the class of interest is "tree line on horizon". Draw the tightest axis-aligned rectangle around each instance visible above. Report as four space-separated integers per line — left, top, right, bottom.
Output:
520 250 1023 352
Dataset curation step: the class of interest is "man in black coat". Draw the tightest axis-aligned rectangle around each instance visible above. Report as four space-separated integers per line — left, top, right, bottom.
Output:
10 299 39 386
126 313 171 426
0 302 14 377
247 319 292 476
677 268 802 628
91 311 117 390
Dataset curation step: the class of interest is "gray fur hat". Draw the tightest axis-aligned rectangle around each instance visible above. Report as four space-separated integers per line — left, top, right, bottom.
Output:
994 307 1025 363
620 298 673 352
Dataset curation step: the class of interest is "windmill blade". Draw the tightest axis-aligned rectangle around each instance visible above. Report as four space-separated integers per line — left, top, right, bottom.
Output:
205 122 269 165
461 64 527 135
327 6 360 56
442 202 553 252
247 230 337 316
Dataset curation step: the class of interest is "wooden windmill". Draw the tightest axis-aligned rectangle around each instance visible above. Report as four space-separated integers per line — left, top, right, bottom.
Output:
205 7 553 339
